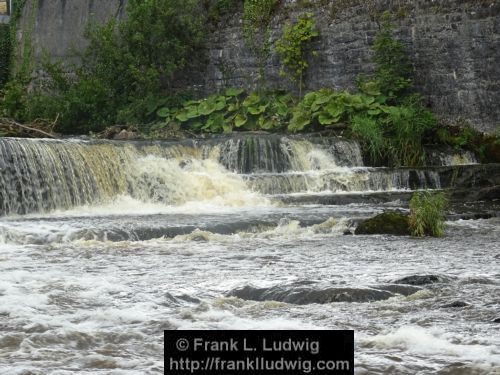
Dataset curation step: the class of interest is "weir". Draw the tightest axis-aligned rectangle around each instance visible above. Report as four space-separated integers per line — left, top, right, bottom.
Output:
0 135 497 216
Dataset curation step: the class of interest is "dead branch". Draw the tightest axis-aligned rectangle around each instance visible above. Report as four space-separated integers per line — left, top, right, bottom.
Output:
0 117 58 139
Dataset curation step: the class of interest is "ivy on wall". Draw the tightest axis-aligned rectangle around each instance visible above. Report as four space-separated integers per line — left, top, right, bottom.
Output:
242 0 279 89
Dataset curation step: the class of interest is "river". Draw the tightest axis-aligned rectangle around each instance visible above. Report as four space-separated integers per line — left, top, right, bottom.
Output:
0 135 498 374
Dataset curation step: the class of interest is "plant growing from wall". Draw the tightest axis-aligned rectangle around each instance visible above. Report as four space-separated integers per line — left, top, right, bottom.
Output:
243 0 278 89
409 191 448 237
275 12 319 97
357 14 412 103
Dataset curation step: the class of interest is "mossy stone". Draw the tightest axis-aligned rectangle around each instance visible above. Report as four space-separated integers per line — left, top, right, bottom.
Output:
355 211 410 235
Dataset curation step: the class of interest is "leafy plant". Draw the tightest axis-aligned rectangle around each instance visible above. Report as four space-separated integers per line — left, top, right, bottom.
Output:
288 88 385 132
275 13 319 97
155 89 295 134
409 191 448 237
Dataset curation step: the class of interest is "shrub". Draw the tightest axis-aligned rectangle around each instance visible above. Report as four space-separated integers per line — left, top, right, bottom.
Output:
409 191 448 237
357 16 412 103
2 0 206 134
275 12 319 96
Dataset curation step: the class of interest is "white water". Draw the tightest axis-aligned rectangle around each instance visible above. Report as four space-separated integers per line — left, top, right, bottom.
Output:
0 137 498 374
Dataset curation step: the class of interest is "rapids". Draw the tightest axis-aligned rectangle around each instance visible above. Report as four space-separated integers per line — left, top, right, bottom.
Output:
0 135 498 374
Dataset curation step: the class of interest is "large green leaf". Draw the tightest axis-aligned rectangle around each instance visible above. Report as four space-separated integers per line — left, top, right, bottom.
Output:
225 88 245 97
325 102 344 118
156 107 171 118
234 114 247 127
175 110 190 122
318 113 340 125
206 113 225 132
247 104 268 115
222 123 233 133
289 114 311 132
360 81 381 96
198 99 217 115
259 116 276 130
227 102 240 112
243 92 261 107
311 92 333 112
185 106 199 119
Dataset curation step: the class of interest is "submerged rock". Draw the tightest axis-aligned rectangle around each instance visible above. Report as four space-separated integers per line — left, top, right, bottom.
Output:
441 301 470 308
394 275 450 285
355 212 410 235
228 285 395 304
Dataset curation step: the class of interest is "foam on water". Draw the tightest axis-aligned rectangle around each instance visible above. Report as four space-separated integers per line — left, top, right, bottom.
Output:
364 326 500 365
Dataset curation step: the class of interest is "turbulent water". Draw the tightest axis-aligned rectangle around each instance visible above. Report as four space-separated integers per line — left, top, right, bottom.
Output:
0 136 498 374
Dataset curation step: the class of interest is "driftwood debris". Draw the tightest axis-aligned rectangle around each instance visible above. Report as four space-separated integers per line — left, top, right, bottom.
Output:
0 116 58 139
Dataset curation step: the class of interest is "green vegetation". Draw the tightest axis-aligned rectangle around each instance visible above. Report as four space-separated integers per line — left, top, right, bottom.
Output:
356 192 449 237
287 89 436 166
433 122 500 164
0 0 27 88
205 0 239 25
275 13 319 96
243 0 278 87
409 192 448 237
0 3 497 169
0 24 10 88
153 89 295 134
357 14 412 103
2 0 205 133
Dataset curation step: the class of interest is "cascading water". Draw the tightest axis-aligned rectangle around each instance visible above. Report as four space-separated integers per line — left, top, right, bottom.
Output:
0 135 480 216
0 135 498 375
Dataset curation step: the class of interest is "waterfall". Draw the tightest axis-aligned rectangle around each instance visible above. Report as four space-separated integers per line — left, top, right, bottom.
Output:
0 135 486 217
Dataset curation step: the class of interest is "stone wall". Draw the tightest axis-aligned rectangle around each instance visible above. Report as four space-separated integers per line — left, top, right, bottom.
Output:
17 0 500 133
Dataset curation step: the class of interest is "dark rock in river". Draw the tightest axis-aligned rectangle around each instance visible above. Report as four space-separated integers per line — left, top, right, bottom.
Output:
355 212 410 236
441 301 470 308
228 285 395 304
492 317 500 323
394 275 450 285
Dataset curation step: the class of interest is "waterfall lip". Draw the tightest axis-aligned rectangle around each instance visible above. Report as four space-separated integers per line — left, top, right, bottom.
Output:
1 135 498 217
